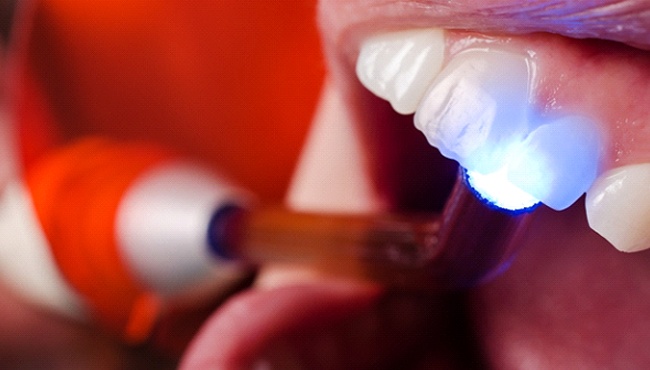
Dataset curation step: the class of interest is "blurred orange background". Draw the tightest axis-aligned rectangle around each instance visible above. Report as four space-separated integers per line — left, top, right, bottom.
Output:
17 0 325 201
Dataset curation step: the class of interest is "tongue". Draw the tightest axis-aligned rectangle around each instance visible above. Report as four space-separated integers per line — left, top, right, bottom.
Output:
179 281 380 369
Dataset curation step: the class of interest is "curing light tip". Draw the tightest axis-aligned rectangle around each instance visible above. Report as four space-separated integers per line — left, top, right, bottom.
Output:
465 168 540 212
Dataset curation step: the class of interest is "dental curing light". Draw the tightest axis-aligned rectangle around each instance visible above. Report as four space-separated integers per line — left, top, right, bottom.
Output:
0 137 533 344
465 168 540 212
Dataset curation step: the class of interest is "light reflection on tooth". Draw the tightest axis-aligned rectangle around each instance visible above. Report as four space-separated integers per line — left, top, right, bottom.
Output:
357 30 605 212
355 29 444 114
412 47 602 211
465 115 601 212
586 163 650 252
414 49 531 174
507 116 601 211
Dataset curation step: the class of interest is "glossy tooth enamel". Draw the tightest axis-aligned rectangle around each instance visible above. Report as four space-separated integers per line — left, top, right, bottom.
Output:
414 49 531 174
412 44 603 211
586 164 650 252
355 29 445 114
506 116 601 211
358 30 605 211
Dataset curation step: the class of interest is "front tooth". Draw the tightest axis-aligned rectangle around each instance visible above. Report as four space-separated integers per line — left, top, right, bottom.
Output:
506 116 601 211
586 164 650 252
414 49 531 174
355 29 445 115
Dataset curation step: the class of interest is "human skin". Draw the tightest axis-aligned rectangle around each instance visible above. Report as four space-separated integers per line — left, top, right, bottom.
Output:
183 0 650 368
4 0 650 368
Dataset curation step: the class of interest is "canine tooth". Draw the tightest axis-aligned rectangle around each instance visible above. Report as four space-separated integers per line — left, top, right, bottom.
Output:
356 29 445 114
586 164 650 252
414 49 531 174
507 116 601 211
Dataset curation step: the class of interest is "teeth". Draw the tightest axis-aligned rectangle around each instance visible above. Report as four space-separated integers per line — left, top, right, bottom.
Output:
411 45 602 211
414 49 531 174
356 30 604 212
506 116 601 211
355 29 445 114
586 164 650 252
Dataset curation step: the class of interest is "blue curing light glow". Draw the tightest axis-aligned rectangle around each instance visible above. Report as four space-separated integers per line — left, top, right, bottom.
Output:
461 116 600 212
465 167 541 212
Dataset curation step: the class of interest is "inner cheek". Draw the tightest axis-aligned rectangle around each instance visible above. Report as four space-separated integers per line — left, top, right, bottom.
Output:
469 203 650 369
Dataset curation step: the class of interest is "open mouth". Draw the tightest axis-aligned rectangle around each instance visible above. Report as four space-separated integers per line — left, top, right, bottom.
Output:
16 1 646 368
183 2 650 368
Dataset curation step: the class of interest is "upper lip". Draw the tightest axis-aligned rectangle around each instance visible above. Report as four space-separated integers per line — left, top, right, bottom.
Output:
319 0 650 57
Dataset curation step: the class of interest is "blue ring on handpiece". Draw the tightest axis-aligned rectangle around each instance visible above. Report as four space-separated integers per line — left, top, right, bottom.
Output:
207 203 244 260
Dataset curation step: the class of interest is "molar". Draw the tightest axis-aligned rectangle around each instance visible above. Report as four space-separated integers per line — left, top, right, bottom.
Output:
355 29 445 114
586 164 650 252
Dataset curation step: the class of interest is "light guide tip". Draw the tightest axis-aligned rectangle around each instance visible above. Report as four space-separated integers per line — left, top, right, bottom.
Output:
464 168 540 213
